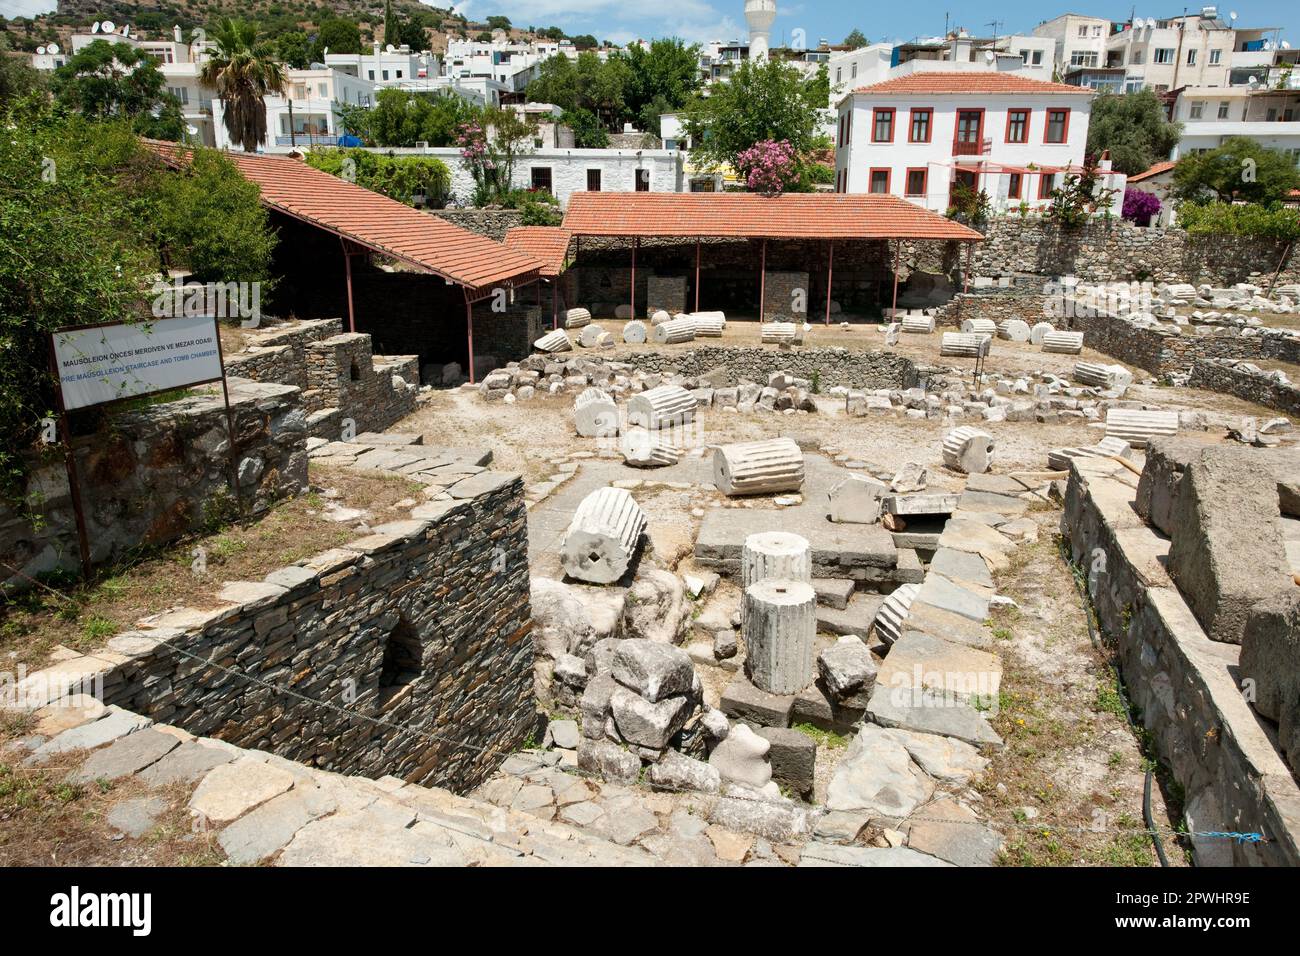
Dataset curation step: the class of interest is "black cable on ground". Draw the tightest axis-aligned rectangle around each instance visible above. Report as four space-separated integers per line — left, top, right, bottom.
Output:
1058 536 1170 867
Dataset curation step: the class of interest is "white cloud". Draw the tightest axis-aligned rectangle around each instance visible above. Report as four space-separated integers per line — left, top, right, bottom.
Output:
0 0 58 16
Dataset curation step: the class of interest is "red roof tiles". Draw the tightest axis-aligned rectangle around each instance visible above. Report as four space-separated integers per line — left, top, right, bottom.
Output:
851 72 1093 97
562 192 983 241
503 226 571 276
142 141 542 292
1127 160 1176 182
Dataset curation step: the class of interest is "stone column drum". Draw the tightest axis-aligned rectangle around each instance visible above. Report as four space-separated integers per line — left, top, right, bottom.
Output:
743 578 817 695
713 438 805 496
560 487 647 584
573 387 618 438
942 426 996 474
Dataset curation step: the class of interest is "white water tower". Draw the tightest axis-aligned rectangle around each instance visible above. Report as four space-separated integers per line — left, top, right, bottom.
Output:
745 0 777 61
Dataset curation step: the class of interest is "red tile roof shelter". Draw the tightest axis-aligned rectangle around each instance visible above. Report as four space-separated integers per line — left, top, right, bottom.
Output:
503 226 573 330
562 192 983 323
849 72 1094 98
144 141 545 381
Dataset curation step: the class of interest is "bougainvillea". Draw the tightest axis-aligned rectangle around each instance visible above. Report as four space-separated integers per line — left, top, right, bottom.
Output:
1122 187 1162 226
735 139 799 195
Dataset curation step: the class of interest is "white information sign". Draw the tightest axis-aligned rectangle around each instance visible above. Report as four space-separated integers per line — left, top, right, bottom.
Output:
51 316 224 411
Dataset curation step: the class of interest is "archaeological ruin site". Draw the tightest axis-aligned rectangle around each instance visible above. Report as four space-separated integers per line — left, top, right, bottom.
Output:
4 179 1299 881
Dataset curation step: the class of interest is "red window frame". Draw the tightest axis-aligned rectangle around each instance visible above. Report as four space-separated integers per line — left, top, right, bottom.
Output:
908 108 932 143
1044 108 1071 144
904 167 927 196
872 108 895 143
1005 108 1030 144
1037 172 1055 199
837 114 845 148
868 167 891 194
1007 172 1023 199
953 107 985 149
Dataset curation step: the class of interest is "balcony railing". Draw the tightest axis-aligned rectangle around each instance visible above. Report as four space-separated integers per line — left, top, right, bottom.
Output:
953 137 992 157
275 134 342 146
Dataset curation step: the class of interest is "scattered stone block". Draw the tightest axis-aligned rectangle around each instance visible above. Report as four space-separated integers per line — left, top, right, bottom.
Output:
942 426 995 474
714 438 805 496
757 726 816 798
721 675 796 727
827 474 887 524
817 635 878 698
708 722 772 789
560 487 647 584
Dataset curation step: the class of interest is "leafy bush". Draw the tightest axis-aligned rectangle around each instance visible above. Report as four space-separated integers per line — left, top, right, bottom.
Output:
1176 201 1300 240
304 147 451 207
1121 188 1161 226
501 188 562 225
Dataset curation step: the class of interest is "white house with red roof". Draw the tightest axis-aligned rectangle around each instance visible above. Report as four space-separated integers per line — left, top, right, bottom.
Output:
833 71 1124 216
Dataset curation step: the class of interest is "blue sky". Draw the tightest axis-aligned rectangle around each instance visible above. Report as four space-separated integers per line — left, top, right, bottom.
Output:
0 0 1294 44
447 0 1299 46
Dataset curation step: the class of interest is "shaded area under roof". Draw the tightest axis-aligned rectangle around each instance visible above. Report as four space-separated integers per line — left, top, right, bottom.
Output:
562 192 984 241
502 226 572 277
142 140 543 293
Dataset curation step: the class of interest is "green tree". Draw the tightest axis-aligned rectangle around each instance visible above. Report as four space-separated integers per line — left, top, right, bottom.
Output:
1086 90 1182 175
571 34 599 50
843 29 867 49
683 58 823 171
200 18 288 152
0 36 45 109
383 0 401 48
623 38 700 131
336 88 477 146
486 16 512 31
562 107 608 147
1172 137 1300 204
269 31 312 69
577 50 629 128
51 39 183 138
527 53 579 113
149 146 278 283
0 107 157 496
304 148 451 206
312 17 362 61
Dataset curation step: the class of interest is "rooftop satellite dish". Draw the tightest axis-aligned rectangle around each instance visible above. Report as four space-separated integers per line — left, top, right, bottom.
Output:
186 124 198 135
1283 40 1293 49
102 20 116 33
1230 11 1238 20
91 21 101 33
36 46 46 55
48 42 59 53
1248 74 1259 85
385 43 395 52
984 49 995 62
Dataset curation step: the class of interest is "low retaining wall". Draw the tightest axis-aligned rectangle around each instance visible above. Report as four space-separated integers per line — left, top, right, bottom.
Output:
1062 457 1300 865
611 345 920 390
30 472 534 792
429 209 525 240
1187 360 1300 416
1 380 307 591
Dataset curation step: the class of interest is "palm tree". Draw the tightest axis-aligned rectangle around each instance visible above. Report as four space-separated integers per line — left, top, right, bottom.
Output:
200 18 287 152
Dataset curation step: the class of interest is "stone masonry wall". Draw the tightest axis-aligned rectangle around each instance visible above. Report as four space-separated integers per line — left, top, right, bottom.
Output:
93 472 534 792
223 318 418 439
611 345 919 390
762 271 809 322
1 381 308 591
970 217 1300 286
1062 459 1300 865
429 208 525 240
1187 360 1300 416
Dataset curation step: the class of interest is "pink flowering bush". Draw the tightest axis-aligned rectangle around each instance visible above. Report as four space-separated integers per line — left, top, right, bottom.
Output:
735 139 799 195
1122 187 1162 226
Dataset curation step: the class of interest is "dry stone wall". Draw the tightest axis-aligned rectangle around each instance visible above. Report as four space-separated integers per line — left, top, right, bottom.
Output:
970 218 1300 287
92 472 534 792
1187 360 1300 416
611 346 919 391
1 381 307 591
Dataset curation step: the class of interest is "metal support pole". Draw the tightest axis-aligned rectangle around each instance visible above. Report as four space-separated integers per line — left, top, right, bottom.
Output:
631 237 638 318
694 239 701 312
45 338 91 580
212 318 244 514
464 291 476 385
758 238 767 321
341 237 356 333
825 240 834 325
552 282 559 330
890 240 902 318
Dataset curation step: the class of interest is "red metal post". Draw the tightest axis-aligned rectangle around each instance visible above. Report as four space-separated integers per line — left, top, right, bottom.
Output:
890 240 902 318
464 291 476 385
824 240 834 325
630 238 638 318
963 240 973 293
694 239 701 312
758 238 767 321
341 237 357 333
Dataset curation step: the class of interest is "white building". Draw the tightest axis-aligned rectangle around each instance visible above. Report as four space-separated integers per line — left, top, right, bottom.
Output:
214 68 376 152
1169 85 1300 164
326 45 434 88
325 145 684 207
833 71 1118 215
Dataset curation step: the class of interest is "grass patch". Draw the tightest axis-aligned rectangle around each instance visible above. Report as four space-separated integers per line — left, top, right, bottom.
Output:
793 722 848 749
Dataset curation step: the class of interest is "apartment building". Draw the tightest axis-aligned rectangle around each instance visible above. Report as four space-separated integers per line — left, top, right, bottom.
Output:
1170 85 1300 164
214 68 377 152
833 71 1112 214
